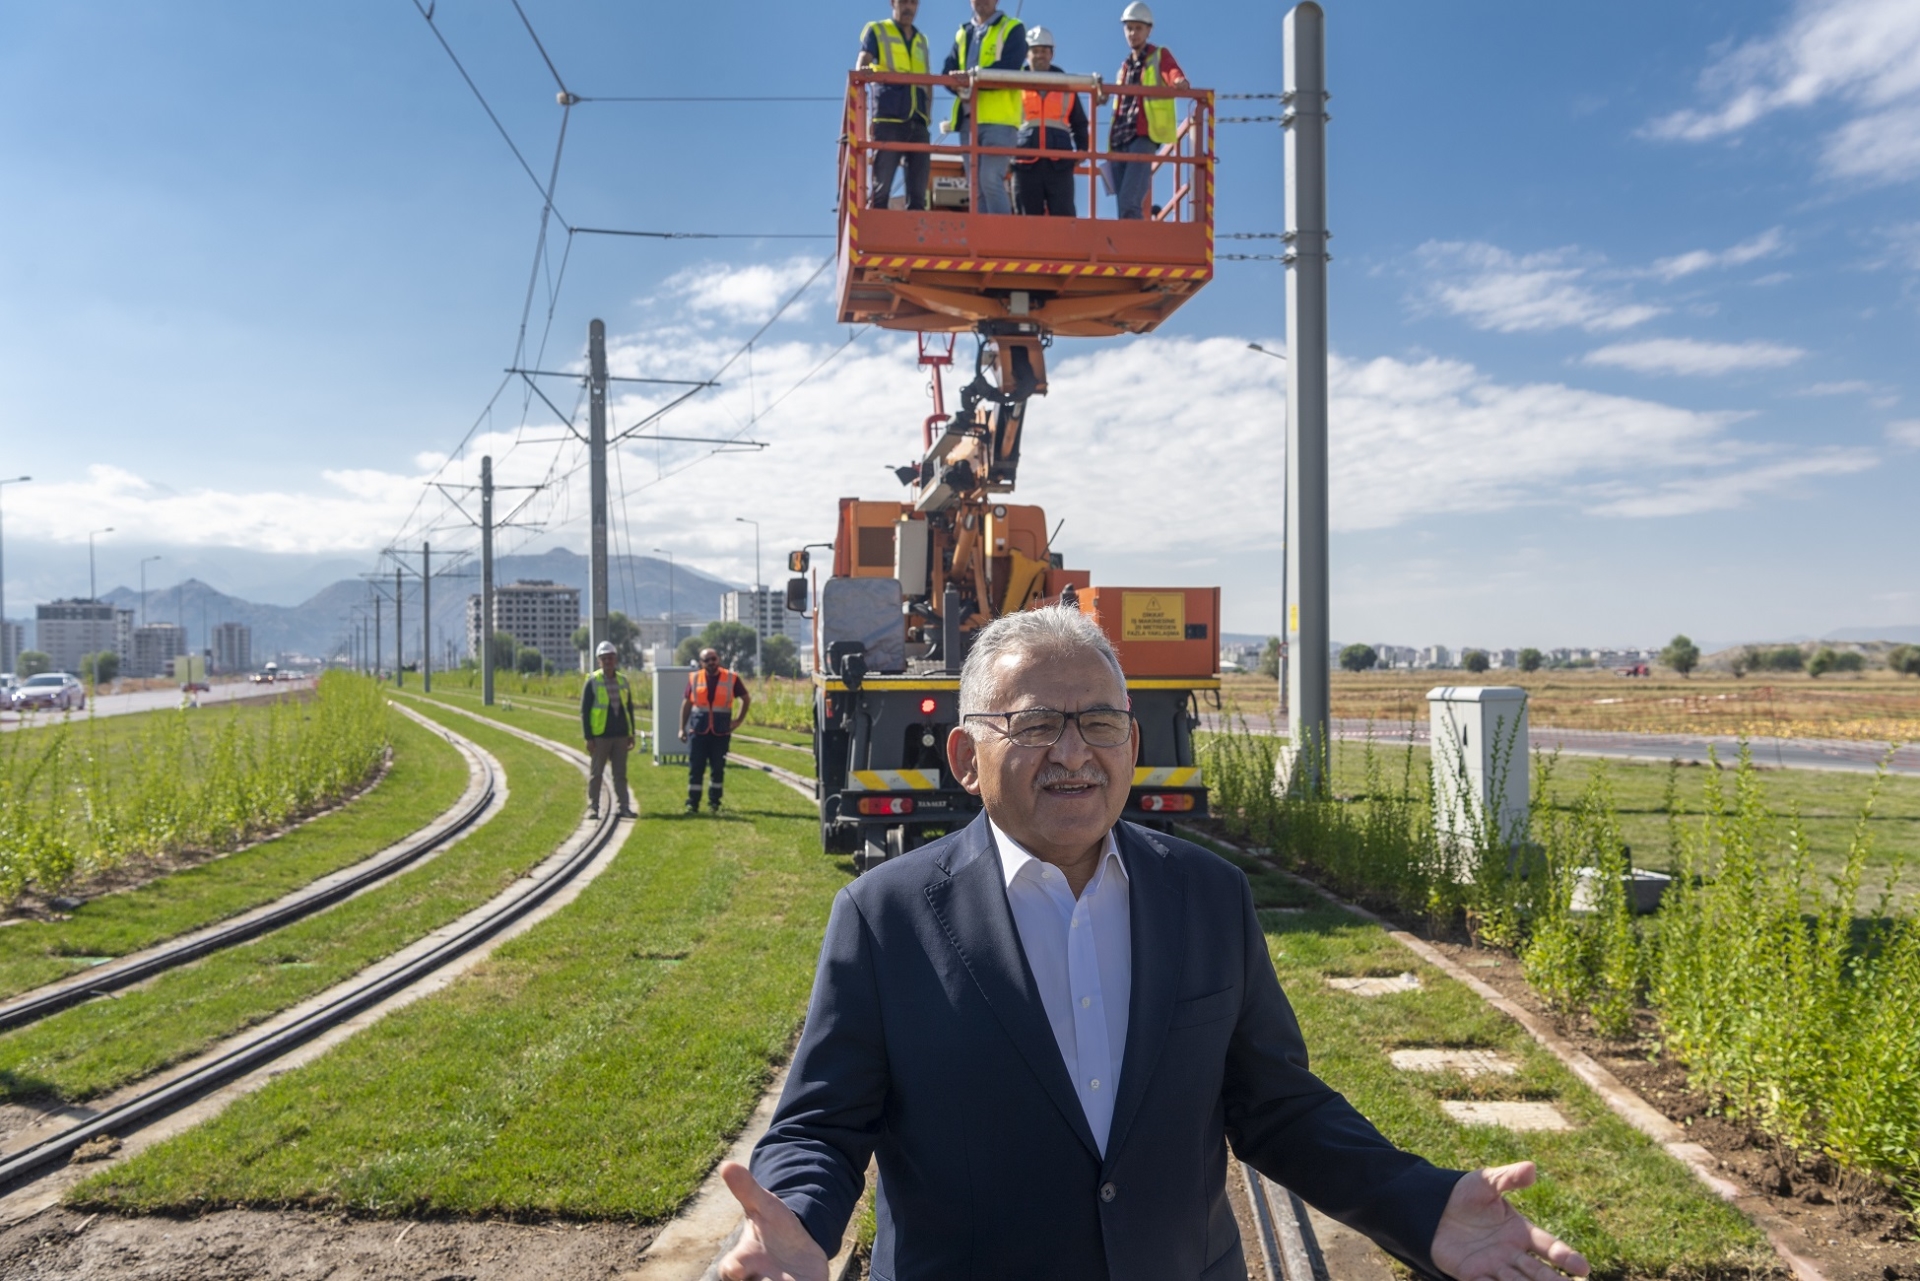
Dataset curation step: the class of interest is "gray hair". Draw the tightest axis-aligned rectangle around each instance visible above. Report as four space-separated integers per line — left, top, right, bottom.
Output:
957 606 1125 720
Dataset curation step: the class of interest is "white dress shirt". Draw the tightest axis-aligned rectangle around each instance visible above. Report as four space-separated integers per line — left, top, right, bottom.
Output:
990 819 1132 1155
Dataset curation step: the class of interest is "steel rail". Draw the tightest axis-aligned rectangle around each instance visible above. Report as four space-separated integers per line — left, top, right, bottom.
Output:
0 705 499 1036
0 722 618 1194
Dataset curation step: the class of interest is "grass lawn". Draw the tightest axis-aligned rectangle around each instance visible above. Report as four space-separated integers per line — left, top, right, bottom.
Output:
1205 734 1920 904
0 707 466 1000
0 705 576 1104
1251 898 1774 1276
74 704 850 1220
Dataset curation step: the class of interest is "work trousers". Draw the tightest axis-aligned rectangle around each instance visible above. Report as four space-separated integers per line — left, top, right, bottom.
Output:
1108 135 1160 220
688 733 730 808
1013 157 1076 216
587 737 630 815
962 121 1018 215
870 120 930 210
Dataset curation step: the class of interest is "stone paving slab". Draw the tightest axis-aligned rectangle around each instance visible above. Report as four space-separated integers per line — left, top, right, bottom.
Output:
1326 973 1420 996
1388 1048 1518 1077
1440 1100 1574 1132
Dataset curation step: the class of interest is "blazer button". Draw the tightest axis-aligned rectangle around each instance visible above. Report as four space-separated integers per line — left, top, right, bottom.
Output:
1099 1182 1117 1203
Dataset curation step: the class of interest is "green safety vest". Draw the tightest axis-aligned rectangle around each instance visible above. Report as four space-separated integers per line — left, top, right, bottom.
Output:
1139 47 1178 146
585 670 633 737
862 19 930 123
948 14 1024 132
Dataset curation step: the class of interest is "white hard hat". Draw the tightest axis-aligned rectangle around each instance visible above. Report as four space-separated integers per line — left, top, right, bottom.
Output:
1121 2 1153 24
1027 24 1055 46
595 641 618 658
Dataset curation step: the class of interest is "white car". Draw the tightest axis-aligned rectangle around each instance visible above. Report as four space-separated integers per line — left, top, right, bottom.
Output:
11 672 85 712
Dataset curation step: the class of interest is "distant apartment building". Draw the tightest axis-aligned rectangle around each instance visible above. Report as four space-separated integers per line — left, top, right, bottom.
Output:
1 621 22 673
212 622 252 675
35 599 122 674
1417 645 1453 670
721 587 805 649
130 623 188 678
464 579 581 673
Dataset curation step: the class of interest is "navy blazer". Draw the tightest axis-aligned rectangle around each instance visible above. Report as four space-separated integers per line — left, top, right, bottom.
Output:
750 815 1460 1281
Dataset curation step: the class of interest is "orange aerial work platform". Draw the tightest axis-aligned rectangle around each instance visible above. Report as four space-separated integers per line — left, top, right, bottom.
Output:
837 69 1214 338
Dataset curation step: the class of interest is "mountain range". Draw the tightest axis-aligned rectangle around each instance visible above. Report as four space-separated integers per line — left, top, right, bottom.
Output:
76 549 739 663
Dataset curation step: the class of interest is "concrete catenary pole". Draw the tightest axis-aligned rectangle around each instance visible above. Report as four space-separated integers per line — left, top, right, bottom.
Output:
1284 2 1331 784
421 541 432 694
481 455 496 707
588 319 610 655
394 564 404 688
372 589 381 682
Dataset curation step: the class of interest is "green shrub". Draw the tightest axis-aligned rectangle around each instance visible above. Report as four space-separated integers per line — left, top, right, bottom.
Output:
1889 644 1920 678
1338 643 1377 673
0 673 388 905
1661 634 1700 677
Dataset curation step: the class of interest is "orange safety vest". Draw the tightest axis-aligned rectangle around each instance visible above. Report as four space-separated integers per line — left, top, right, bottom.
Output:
688 666 736 713
1021 87 1074 133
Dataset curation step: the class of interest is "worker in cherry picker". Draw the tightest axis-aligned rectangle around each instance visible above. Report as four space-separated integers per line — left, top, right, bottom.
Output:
680 646 752 815
858 0 932 209
1013 27 1089 217
940 0 1027 215
1105 1 1187 220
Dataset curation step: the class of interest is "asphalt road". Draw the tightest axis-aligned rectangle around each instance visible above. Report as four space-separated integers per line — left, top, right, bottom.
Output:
1 676 318 731
1201 713 1920 777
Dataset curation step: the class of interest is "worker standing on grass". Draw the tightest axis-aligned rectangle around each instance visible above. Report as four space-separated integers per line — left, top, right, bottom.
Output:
859 0 933 210
1105 1 1186 220
580 640 637 822
1014 27 1088 217
941 0 1027 215
680 647 752 815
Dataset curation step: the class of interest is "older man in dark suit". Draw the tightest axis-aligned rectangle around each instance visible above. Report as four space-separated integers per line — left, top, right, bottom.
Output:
718 606 1589 1281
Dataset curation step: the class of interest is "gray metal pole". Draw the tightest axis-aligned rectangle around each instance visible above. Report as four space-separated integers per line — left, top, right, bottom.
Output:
481 455 495 706
373 590 381 681
421 541 432 694
394 564 404 688
1284 2 1330 785
588 319 610 654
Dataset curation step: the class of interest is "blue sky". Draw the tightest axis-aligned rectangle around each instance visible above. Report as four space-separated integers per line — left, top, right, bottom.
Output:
1 0 1914 648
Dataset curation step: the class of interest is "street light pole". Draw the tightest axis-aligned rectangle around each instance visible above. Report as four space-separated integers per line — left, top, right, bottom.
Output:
0 476 30 672
140 555 162 628
653 548 675 659
1248 344 1290 719
735 517 761 677
88 527 115 603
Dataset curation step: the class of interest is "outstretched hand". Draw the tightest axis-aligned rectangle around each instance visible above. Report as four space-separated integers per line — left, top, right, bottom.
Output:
1431 1162 1589 1281
715 1161 830 1281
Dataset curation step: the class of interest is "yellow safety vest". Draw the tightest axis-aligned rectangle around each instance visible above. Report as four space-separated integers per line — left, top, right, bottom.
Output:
948 14 1023 131
585 670 633 738
1140 47 1178 146
862 19 930 123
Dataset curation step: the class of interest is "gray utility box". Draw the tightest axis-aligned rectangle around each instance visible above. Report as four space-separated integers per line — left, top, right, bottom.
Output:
1428 686 1530 852
653 665 694 765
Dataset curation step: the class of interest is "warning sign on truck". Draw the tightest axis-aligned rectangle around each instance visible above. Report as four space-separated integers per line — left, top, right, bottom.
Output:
1121 592 1186 641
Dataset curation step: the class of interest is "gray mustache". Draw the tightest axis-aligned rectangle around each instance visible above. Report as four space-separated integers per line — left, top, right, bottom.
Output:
1034 764 1109 788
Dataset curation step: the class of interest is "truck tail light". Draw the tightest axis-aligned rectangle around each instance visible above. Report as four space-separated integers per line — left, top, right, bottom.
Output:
858 796 916 816
1137 792 1196 813
919 697 937 715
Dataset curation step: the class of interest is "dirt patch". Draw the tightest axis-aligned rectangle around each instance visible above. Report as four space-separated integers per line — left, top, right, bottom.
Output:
0 1205 660 1280
0 748 393 926
1416 937 1920 1281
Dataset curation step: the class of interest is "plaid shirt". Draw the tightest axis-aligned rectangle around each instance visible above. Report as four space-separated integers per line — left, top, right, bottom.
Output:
1109 43 1183 148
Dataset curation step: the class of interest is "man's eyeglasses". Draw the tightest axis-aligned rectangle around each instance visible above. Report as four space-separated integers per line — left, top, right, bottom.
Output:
962 706 1132 749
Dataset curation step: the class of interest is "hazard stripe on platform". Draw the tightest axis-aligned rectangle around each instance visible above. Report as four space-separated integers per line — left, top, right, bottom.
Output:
849 769 940 791
1131 767 1203 787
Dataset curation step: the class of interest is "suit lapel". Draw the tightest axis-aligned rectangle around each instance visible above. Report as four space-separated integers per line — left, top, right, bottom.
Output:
925 815 1102 1160
1103 822 1185 1168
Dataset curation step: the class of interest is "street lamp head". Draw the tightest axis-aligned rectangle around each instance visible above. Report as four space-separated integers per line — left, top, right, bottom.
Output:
1247 343 1288 361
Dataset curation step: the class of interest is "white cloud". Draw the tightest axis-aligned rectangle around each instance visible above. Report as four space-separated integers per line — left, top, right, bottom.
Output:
1888 419 1920 447
1583 450 1877 517
1797 379 1877 395
1647 0 1920 185
1581 337 1807 376
1647 228 1787 281
1412 241 1662 333
5 333 1867 583
661 257 828 323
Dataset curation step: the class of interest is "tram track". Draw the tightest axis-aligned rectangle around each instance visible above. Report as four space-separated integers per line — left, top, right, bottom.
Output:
0 703 499 1037
0 702 622 1201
